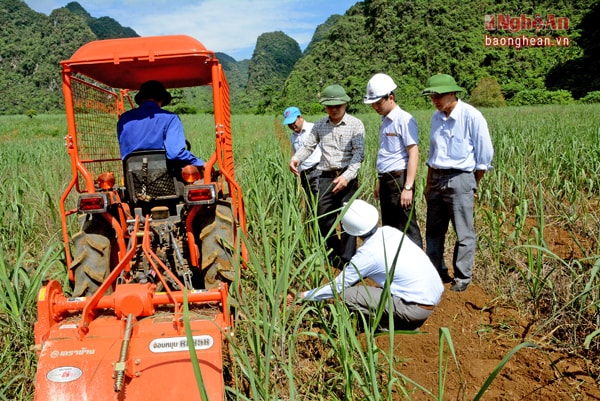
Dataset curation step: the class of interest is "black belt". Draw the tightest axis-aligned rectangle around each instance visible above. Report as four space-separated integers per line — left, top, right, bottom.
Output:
320 169 345 178
431 168 470 175
378 170 405 179
301 165 318 174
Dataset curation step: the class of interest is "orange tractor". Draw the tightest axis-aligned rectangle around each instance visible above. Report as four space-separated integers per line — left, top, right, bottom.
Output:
33 35 247 400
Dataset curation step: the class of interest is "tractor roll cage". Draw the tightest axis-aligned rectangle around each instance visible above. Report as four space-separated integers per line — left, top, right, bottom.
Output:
58 34 247 269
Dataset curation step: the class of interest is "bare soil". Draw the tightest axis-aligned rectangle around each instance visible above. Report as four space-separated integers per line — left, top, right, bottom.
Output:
370 215 600 400
273 118 599 399
373 283 600 400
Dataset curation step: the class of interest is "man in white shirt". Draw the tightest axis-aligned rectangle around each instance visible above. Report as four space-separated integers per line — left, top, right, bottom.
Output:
288 199 444 331
364 73 423 249
283 106 322 203
422 74 494 292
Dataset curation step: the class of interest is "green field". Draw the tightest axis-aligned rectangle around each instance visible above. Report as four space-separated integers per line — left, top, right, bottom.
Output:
1 105 599 399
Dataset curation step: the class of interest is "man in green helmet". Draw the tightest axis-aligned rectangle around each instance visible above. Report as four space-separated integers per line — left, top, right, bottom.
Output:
290 84 365 268
421 74 494 292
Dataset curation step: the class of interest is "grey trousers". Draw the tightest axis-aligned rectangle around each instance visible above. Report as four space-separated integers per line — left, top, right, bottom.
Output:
343 286 433 331
425 170 476 285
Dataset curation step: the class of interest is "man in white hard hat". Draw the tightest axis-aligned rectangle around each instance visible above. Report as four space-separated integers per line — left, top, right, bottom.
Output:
289 84 365 269
287 199 444 331
364 73 423 249
283 106 322 205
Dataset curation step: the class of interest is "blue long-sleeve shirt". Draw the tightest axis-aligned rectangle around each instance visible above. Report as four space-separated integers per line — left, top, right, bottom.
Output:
117 101 203 167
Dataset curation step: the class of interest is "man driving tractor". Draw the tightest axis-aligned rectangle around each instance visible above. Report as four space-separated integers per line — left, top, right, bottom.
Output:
117 80 204 169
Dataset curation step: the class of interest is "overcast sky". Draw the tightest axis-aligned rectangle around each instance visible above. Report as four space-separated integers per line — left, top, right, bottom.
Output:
23 0 358 60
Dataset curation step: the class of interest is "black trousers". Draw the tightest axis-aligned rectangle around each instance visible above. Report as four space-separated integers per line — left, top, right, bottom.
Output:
378 171 423 249
299 167 320 210
317 175 358 268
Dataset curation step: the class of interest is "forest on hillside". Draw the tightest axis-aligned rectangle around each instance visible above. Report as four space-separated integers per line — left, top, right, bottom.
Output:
283 0 600 113
1 0 599 115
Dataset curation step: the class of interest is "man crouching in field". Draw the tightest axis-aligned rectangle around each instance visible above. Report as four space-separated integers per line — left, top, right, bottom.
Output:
288 199 443 332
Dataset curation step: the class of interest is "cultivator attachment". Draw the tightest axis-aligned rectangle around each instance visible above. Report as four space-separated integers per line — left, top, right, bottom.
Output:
34 280 231 401
33 215 232 400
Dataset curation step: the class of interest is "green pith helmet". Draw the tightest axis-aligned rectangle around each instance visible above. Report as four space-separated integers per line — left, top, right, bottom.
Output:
421 74 464 95
320 84 351 105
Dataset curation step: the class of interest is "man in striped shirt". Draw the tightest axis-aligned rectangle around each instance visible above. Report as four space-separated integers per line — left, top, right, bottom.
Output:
290 84 365 268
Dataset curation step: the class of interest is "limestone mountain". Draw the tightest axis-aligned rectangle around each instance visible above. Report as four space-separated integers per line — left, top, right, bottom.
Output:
1 0 598 115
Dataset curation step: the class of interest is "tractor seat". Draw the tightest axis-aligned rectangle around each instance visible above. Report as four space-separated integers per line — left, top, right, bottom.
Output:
123 150 182 203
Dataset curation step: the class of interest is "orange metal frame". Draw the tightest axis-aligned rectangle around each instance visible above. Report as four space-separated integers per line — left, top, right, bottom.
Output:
58 35 248 273
35 35 248 401
36 216 231 342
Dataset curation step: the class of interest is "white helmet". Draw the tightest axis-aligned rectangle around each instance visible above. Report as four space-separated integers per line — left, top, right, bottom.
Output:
364 73 397 104
341 200 379 236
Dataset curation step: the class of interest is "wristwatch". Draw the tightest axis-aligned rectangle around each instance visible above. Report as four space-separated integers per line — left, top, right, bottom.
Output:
404 184 413 191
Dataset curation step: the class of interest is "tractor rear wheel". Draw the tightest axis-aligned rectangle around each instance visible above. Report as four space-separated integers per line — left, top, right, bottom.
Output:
71 232 111 297
199 200 236 289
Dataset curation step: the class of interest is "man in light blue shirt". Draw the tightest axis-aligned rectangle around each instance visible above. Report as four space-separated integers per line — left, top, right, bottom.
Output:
422 74 494 292
283 106 321 202
117 80 204 169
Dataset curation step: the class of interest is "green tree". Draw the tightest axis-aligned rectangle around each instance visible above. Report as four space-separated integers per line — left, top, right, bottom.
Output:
471 77 506 108
0 0 131 115
282 0 591 111
546 1 600 98
1 0 597 114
